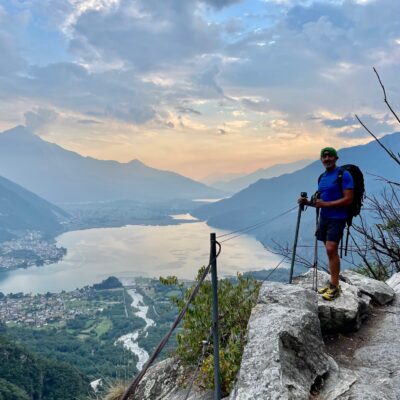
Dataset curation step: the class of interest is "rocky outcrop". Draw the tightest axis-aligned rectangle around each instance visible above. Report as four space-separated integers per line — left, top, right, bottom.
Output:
387 272 400 293
132 358 212 400
230 270 399 400
319 271 400 400
294 270 371 333
131 271 399 400
229 282 333 400
342 270 395 305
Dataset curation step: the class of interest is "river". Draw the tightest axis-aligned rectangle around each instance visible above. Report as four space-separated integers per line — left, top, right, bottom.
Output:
0 217 282 294
114 287 155 370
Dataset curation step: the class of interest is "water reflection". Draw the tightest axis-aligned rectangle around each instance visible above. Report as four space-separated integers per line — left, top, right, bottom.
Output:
0 220 281 294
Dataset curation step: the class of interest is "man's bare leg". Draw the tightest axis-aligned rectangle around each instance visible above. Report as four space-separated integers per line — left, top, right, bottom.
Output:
325 241 340 287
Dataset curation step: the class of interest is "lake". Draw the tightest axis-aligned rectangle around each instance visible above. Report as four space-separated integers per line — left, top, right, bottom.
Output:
0 218 283 294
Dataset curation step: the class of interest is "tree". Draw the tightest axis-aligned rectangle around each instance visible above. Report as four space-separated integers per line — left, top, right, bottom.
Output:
351 68 400 279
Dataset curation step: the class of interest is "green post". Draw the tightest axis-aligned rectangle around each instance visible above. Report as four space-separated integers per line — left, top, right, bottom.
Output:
210 233 221 399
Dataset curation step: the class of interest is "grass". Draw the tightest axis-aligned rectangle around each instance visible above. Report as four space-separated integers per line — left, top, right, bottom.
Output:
94 319 113 337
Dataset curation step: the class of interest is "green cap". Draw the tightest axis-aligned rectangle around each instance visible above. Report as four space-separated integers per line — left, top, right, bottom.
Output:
320 147 338 158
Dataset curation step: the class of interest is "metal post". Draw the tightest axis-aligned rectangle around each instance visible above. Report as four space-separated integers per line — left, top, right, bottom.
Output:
289 192 307 284
210 233 221 400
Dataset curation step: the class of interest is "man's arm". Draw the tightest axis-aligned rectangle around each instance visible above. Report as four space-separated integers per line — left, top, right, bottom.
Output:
315 189 354 208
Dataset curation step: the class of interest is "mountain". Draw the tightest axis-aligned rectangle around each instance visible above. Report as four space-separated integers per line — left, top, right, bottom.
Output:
192 132 400 247
0 334 89 400
0 126 223 204
0 175 68 239
208 159 312 193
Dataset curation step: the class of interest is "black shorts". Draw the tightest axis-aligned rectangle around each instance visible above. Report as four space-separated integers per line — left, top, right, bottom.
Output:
317 218 346 243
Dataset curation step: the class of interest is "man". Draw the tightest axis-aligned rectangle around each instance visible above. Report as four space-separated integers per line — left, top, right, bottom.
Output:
299 147 354 300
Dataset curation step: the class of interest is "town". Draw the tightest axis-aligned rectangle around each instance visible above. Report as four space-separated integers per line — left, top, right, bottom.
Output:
0 286 99 327
0 231 66 271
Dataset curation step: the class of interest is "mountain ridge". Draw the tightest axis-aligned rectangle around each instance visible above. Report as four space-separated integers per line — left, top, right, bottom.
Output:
192 132 400 246
0 174 68 239
0 126 223 204
209 159 313 193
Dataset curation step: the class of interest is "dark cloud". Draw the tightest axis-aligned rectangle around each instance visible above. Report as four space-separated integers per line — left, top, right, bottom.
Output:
201 0 243 10
77 119 101 125
4 62 160 125
71 0 220 71
176 106 202 115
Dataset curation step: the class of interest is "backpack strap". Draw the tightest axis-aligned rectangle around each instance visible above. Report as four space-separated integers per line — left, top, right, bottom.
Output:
336 166 344 192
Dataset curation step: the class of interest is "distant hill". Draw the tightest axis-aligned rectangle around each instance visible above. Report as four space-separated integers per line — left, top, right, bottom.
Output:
0 126 223 204
0 175 68 239
0 334 89 400
208 159 312 193
193 133 400 249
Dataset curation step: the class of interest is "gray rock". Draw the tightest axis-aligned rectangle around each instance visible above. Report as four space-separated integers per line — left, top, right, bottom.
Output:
318 359 356 400
321 295 400 400
342 270 395 305
132 358 213 400
229 282 333 400
294 270 370 333
386 272 400 293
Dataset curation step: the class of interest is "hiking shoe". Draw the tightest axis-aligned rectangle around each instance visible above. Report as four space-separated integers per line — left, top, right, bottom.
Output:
322 285 341 301
318 283 334 295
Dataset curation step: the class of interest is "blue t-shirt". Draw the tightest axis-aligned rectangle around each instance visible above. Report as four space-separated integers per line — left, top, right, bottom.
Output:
318 167 354 219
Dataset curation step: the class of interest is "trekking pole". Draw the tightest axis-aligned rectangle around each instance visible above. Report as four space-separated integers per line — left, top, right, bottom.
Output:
344 225 350 257
289 192 307 284
312 207 320 292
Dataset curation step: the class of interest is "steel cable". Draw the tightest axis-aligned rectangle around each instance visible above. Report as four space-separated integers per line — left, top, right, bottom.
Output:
218 205 298 243
183 326 213 400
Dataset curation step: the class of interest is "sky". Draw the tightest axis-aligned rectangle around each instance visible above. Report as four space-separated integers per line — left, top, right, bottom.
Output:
0 0 399 181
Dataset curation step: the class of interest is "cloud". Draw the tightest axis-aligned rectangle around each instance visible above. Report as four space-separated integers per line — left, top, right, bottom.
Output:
3 62 160 125
320 114 357 128
312 112 397 138
0 6 27 77
176 106 202 116
337 114 397 138
70 0 221 71
201 0 244 9
24 108 59 132
1 0 400 154
240 98 271 113
77 119 102 125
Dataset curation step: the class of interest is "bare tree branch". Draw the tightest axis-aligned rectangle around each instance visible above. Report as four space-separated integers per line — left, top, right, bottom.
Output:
366 172 400 187
355 114 400 166
373 67 400 125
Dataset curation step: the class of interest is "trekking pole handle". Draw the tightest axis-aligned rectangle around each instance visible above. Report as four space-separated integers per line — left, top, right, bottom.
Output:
300 192 308 211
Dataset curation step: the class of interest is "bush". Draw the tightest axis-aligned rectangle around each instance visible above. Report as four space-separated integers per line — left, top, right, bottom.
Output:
161 269 261 396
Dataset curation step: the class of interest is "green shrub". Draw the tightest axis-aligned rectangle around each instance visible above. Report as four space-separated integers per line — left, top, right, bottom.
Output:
161 269 261 396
